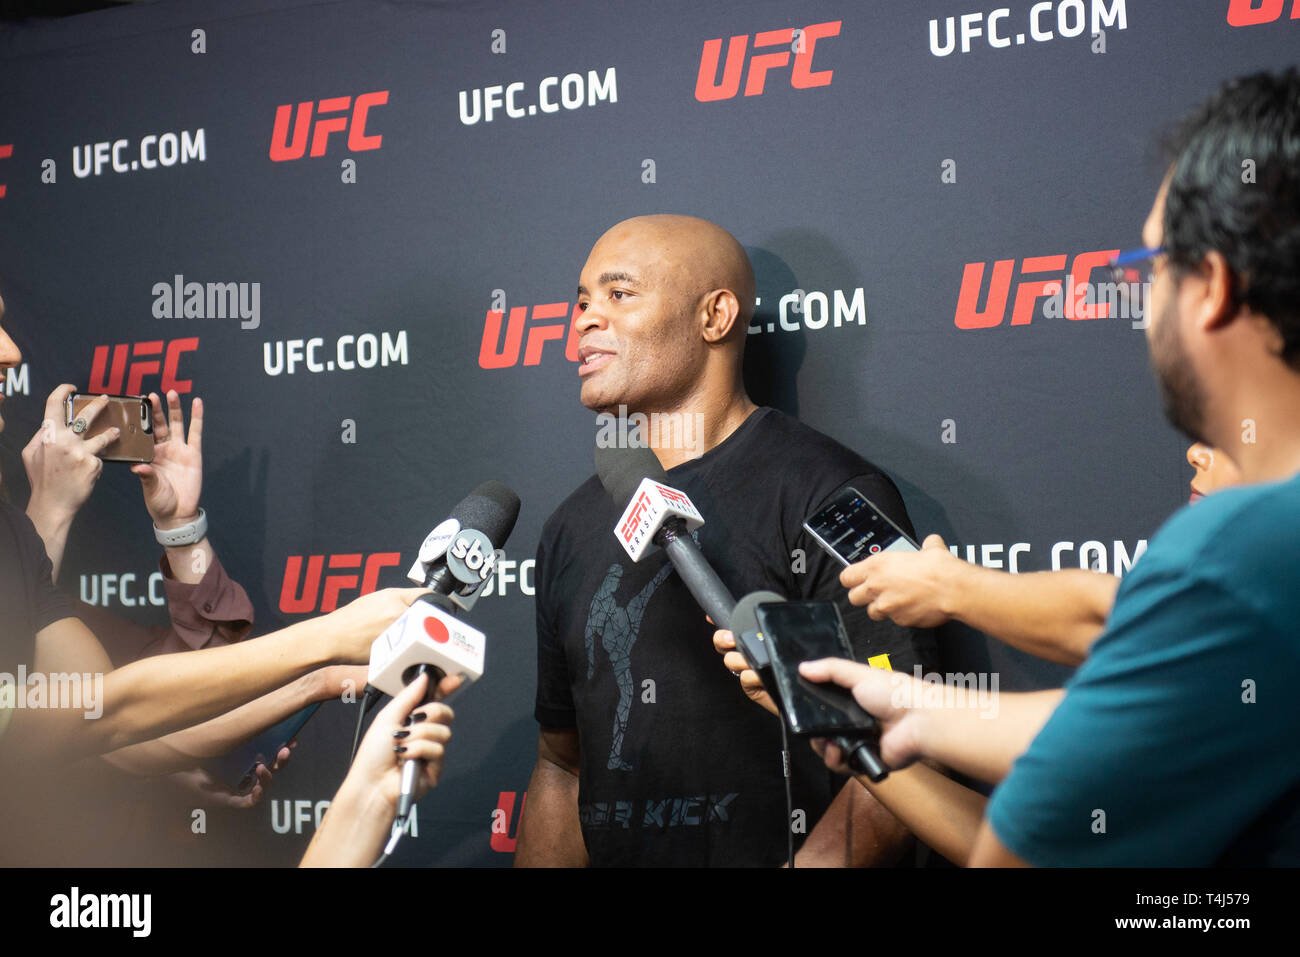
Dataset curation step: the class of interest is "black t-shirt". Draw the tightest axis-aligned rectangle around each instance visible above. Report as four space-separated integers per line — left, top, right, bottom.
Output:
535 407 938 866
0 500 73 676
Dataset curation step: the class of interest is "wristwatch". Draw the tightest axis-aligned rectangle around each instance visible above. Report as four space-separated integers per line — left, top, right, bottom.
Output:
155 508 208 547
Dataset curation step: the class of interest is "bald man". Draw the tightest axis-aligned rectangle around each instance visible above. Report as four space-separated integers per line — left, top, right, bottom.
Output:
516 215 937 867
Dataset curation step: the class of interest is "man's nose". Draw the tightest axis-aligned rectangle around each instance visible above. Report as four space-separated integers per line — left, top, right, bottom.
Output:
576 305 606 335
0 328 21 369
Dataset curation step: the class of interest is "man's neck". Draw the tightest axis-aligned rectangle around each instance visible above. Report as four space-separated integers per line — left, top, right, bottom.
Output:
1211 372 1300 485
643 389 757 471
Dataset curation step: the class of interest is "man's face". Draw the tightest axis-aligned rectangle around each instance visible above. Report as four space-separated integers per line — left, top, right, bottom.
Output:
1143 182 1211 444
0 294 22 435
574 224 706 414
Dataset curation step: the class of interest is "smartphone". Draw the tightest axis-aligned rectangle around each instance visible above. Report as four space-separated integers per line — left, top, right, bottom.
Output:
802 486 918 567
754 601 879 739
65 393 154 463
209 704 321 796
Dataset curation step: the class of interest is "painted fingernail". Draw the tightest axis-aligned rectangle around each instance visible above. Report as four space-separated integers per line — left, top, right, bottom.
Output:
410 713 428 724
394 745 407 754
393 730 410 739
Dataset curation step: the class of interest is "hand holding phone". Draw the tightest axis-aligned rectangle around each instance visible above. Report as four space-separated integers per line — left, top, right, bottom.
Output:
65 392 154 463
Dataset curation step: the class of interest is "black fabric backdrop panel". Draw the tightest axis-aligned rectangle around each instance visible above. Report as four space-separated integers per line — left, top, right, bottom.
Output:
0 0 1294 865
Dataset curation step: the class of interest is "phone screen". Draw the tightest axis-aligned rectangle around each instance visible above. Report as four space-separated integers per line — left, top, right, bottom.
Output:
209 703 321 796
755 601 877 738
803 486 918 567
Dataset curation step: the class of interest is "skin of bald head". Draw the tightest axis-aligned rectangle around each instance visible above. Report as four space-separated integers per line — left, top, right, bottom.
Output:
574 215 757 451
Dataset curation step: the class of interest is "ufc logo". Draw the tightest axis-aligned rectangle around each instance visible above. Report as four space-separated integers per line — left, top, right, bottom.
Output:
478 302 581 369
89 338 200 395
953 249 1118 330
695 20 840 102
269 90 389 162
1227 0 1300 25
490 791 528 854
0 143 11 198
279 552 402 613
619 493 650 542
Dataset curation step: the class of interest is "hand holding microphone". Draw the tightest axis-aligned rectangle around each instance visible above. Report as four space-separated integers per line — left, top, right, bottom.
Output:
301 672 457 868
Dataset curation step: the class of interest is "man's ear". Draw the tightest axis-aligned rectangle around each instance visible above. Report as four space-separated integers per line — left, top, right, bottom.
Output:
1198 250 1241 332
701 288 742 344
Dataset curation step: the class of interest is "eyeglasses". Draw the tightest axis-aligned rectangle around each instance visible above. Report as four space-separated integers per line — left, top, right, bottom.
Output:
1108 246 1163 286
1106 246 1163 318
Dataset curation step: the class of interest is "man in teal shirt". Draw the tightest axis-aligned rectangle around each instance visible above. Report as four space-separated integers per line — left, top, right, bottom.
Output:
802 68 1300 866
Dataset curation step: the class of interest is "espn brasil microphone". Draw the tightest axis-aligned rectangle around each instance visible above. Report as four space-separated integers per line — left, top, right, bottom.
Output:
595 443 736 631
368 480 521 823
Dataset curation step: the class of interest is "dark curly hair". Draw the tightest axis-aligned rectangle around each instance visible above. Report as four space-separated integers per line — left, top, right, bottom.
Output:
1163 69 1300 368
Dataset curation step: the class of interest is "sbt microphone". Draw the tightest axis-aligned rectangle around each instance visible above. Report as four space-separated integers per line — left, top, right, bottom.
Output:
595 443 736 631
368 480 520 822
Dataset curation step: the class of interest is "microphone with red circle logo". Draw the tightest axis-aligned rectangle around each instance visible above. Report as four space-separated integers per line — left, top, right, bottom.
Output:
366 481 520 824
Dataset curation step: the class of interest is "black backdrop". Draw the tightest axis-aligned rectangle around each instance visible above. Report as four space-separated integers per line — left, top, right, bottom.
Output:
0 0 1295 866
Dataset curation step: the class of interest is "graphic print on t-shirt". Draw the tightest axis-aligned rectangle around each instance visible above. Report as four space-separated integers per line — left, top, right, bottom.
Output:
584 561 674 771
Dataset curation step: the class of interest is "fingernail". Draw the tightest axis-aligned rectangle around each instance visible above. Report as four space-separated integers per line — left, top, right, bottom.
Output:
394 745 407 754
410 713 428 724
393 730 410 739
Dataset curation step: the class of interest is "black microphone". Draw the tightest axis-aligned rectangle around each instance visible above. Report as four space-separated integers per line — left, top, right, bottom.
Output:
707 582 890 781
595 443 736 630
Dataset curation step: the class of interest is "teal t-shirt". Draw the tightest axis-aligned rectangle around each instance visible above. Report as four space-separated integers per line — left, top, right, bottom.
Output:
987 472 1300 866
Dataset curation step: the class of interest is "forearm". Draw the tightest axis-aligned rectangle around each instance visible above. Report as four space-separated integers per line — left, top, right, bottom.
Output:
7 617 345 766
916 689 1065 784
161 536 214 586
25 502 73 582
105 667 337 773
949 566 1116 666
302 779 396 867
797 776 911 867
514 761 588 866
856 762 987 866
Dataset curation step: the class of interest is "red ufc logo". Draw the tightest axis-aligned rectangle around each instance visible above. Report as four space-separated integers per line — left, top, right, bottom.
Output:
269 91 389 162
490 791 528 854
619 493 650 542
953 249 1119 330
0 144 12 198
89 338 199 395
1227 0 1300 25
478 302 582 369
695 20 840 102
279 552 402 614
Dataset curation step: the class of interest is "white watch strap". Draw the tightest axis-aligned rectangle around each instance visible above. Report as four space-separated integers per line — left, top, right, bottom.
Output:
155 508 208 547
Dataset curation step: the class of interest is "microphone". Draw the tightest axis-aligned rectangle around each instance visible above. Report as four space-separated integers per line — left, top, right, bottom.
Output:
368 481 520 825
595 444 736 630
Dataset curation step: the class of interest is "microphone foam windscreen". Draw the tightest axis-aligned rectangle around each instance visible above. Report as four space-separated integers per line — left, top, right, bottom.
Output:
452 481 521 548
594 443 667 507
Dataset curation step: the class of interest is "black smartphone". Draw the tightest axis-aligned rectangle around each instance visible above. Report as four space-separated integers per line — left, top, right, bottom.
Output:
209 704 321 796
754 601 879 739
802 486 918 567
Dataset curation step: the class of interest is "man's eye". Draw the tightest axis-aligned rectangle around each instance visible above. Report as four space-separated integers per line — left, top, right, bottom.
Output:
611 290 626 300
577 301 589 312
